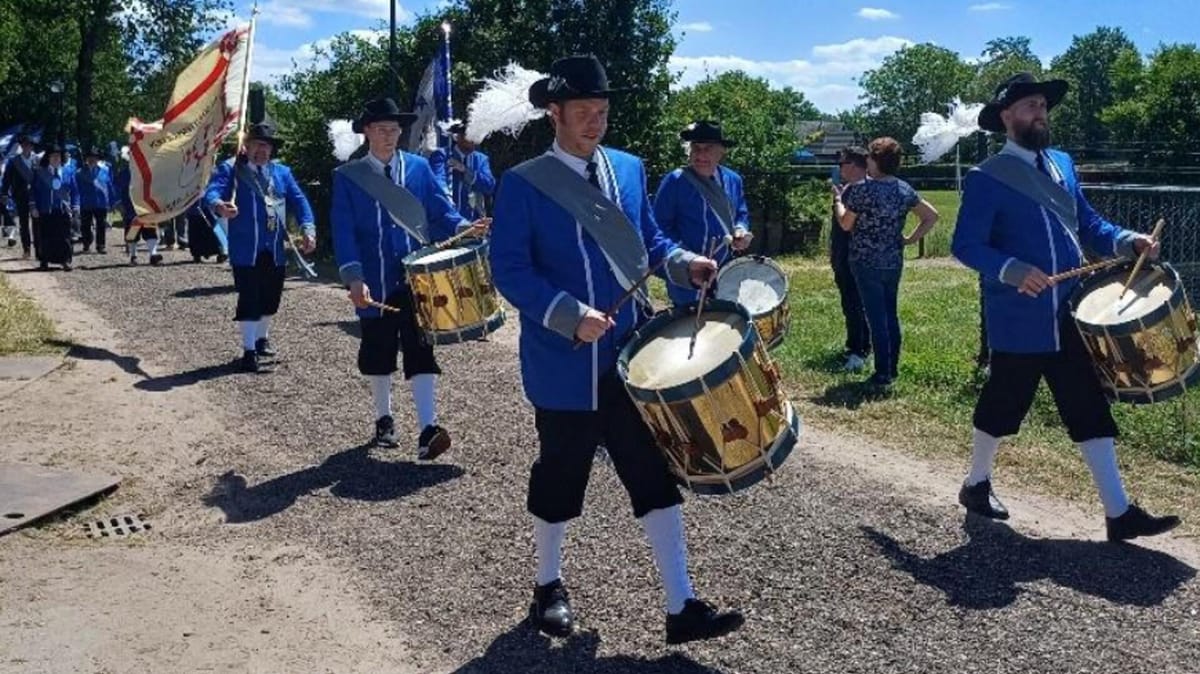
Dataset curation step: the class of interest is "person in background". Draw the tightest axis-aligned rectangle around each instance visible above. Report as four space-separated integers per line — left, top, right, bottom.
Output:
834 137 939 388
75 146 116 254
830 146 871 372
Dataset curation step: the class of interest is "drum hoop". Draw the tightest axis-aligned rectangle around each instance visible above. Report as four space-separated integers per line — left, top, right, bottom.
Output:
402 238 488 273
1071 261 1184 338
618 299 761 405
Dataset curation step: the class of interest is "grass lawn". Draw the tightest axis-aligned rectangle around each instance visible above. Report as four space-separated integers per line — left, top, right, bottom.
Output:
906 189 960 259
0 273 61 356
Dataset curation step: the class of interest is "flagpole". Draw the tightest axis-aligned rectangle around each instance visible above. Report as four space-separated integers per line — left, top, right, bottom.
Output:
229 0 260 203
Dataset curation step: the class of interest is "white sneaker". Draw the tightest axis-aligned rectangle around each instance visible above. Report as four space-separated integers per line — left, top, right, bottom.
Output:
845 354 866 372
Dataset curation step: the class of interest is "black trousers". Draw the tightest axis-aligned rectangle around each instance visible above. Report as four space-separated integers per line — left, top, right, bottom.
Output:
529 371 683 523
831 219 870 357
80 208 108 250
231 251 285 321
974 315 1118 442
34 212 73 264
357 284 441 379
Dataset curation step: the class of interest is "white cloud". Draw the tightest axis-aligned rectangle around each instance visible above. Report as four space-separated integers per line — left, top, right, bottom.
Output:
257 1 313 27
680 21 714 32
857 7 899 20
284 0 410 20
968 3 1012 11
251 29 388 83
669 36 914 113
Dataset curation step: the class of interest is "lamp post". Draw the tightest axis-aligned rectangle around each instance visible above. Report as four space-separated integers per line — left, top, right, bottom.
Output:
49 80 64 145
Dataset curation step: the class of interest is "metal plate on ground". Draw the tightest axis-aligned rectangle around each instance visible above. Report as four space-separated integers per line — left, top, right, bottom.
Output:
0 463 120 536
0 356 63 380
83 514 151 539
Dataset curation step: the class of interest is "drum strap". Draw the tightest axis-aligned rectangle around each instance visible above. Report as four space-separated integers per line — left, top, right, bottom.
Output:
978 154 1077 232
510 154 648 295
336 158 430 245
681 167 735 236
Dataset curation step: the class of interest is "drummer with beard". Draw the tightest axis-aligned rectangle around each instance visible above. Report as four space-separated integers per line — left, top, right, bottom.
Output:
951 72 1179 541
489 55 743 644
653 120 752 306
331 97 488 459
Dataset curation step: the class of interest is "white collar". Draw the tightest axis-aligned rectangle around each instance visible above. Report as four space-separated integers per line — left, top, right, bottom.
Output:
1000 140 1040 166
550 140 594 179
365 150 401 179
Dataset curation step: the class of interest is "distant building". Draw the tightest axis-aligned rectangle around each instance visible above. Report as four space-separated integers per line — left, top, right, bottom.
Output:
794 121 861 163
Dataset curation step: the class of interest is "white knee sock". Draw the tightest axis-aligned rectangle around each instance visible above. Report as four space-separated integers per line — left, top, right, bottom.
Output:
256 315 272 340
965 428 1002 486
147 237 159 256
1079 437 1131 518
239 321 258 350
369 375 392 420
640 505 695 614
408 373 437 429
533 516 567 586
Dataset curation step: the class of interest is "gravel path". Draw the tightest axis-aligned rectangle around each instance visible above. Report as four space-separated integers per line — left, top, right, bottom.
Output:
17 246 1200 674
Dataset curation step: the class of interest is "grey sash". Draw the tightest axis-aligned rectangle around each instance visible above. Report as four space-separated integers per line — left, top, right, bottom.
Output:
336 158 429 245
510 154 647 294
979 153 1077 231
236 162 285 230
680 167 735 235
11 156 33 184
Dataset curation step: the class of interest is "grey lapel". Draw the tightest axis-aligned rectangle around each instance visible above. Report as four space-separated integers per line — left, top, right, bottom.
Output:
336 158 430 245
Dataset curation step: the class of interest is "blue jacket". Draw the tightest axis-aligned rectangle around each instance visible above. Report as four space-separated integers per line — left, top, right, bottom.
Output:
951 148 1138 354
30 164 78 215
428 146 496 220
76 163 116 211
332 150 469 319
654 165 750 305
490 146 696 412
114 165 136 226
204 159 315 268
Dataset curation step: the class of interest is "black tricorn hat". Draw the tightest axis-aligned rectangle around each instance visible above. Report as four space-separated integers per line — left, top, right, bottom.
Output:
17 133 33 145
978 72 1069 133
245 121 284 149
353 97 418 134
84 146 103 158
680 120 737 148
528 55 627 109
38 143 64 166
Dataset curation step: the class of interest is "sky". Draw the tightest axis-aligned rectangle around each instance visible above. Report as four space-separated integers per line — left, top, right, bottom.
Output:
217 0 1200 113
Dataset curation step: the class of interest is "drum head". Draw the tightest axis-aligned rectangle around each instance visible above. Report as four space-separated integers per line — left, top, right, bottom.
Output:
625 311 747 390
414 246 472 264
715 258 787 314
1075 265 1176 326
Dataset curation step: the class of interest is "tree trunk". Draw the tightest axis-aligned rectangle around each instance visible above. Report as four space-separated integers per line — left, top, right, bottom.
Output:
75 0 113 147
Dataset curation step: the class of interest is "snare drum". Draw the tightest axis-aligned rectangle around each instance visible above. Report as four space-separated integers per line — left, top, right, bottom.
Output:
618 299 800 494
402 238 506 345
1070 261 1200 404
714 256 790 349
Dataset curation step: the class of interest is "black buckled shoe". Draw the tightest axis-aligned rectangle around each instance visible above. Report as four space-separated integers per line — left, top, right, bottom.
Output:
1106 503 1181 542
149 253 163 266
417 424 451 460
375 415 399 448
255 338 277 358
238 349 259 373
530 579 573 638
665 598 744 645
958 479 1009 520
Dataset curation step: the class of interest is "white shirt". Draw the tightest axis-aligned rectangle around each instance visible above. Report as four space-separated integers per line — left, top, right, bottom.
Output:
364 151 402 184
1000 140 1063 185
549 140 593 180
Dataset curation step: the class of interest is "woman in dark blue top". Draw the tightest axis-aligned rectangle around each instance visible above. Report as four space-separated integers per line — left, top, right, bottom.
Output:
834 137 938 387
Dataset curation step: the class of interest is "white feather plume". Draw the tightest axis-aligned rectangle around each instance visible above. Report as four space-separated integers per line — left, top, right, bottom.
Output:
465 63 547 144
120 145 130 162
327 119 363 162
912 98 986 164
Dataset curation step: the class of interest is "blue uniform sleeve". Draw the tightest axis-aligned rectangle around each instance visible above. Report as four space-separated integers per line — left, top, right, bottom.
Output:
427 149 451 197
204 161 233 211
638 161 695 288
281 166 316 236
331 170 364 286
653 172 680 243
415 159 469 240
470 153 496 197
489 172 590 341
951 170 1030 287
732 172 750 232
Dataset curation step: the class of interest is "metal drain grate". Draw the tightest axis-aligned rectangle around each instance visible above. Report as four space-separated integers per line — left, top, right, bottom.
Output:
83 514 151 539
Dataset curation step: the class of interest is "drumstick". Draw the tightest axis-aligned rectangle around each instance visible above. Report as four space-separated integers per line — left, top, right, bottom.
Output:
687 236 726 359
366 299 404 313
571 255 671 350
435 218 492 250
1046 257 1124 284
1119 218 1165 299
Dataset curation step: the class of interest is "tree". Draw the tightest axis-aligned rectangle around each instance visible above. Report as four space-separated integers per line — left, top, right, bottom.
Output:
1048 27 1139 147
0 0 20 90
968 36 1044 103
1101 44 1200 158
857 43 975 148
